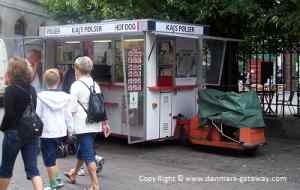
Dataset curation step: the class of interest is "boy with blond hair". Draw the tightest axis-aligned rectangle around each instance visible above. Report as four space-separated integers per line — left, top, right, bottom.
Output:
36 69 75 190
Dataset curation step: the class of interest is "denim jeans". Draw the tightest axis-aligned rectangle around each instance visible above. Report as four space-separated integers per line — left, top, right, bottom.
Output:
40 137 64 167
0 130 40 179
76 133 97 165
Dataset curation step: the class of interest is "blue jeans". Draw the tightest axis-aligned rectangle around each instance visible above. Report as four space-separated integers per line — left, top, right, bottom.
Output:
76 133 97 165
40 137 64 167
0 130 40 179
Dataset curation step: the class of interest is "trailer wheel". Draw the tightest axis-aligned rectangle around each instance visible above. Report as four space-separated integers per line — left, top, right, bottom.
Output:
179 125 190 146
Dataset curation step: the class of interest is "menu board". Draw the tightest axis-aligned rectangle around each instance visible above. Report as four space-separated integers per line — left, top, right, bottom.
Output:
127 48 143 92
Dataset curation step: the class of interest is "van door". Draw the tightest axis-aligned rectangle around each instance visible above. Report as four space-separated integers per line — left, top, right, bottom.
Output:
159 93 172 138
121 36 146 144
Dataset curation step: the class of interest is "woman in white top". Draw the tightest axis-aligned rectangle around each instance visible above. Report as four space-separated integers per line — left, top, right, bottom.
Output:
66 56 111 190
65 56 111 190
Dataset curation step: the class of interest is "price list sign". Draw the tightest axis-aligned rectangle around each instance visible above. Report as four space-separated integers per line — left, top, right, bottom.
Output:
127 48 143 92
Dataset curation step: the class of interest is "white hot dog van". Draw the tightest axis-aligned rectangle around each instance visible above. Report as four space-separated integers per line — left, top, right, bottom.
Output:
1 19 236 144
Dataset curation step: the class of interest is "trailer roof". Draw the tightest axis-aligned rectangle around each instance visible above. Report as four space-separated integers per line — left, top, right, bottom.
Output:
39 19 207 39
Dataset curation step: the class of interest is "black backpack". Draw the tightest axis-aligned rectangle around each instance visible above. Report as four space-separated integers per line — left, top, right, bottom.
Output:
15 85 44 140
77 80 107 124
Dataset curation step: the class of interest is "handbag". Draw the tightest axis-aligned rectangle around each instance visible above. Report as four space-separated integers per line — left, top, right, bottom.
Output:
15 85 43 140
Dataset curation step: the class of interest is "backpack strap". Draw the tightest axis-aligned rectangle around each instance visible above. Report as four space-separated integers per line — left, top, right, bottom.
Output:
77 80 96 114
78 80 91 91
78 80 96 93
77 99 88 114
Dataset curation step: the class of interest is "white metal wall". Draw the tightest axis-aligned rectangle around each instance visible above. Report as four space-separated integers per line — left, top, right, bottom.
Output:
145 32 160 140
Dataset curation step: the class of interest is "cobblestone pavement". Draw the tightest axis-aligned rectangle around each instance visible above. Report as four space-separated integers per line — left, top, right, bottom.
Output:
0 109 299 190
0 136 299 190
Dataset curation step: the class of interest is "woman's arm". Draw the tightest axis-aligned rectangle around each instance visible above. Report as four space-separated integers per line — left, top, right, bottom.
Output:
69 82 80 114
65 100 75 135
3 87 16 120
0 87 15 130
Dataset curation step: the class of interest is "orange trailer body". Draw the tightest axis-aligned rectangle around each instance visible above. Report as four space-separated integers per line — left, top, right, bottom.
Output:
180 116 266 150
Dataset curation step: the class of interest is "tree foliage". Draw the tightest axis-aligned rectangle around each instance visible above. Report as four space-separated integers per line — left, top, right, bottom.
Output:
41 0 300 39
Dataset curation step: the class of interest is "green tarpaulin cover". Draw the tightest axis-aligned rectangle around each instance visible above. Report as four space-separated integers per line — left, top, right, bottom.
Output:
198 89 265 128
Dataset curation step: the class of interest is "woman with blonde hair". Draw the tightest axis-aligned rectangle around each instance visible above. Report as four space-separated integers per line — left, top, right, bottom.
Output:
65 56 111 190
0 57 43 190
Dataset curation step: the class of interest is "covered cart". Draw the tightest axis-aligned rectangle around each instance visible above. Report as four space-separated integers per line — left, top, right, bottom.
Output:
178 89 266 151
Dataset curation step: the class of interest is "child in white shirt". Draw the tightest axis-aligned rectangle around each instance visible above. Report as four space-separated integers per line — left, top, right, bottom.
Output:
36 69 75 190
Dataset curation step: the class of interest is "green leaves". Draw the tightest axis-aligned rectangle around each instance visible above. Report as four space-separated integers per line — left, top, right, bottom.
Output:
41 0 300 39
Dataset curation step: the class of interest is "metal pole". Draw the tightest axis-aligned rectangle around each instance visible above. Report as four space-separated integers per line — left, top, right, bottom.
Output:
197 36 204 88
268 44 273 115
42 39 46 88
282 40 286 117
262 40 266 113
121 35 130 143
242 51 246 92
249 45 252 90
275 39 279 115
297 45 300 115
255 39 260 110
289 45 293 113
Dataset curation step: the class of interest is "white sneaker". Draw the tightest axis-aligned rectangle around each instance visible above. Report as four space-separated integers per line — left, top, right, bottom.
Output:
95 155 104 175
55 177 64 188
77 167 86 176
44 186 56 190
95 155 104 165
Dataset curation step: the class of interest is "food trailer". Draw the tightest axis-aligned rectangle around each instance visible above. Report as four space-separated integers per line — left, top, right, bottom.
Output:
0 19 266 149
37 19 210 144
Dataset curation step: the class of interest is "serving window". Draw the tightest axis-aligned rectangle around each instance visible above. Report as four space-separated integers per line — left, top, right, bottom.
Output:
157 38 176 86
54 37 144 84
202 39 226 86
84 40 113 82
56 41 81 65
156 36 199 87
175 38 198 78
